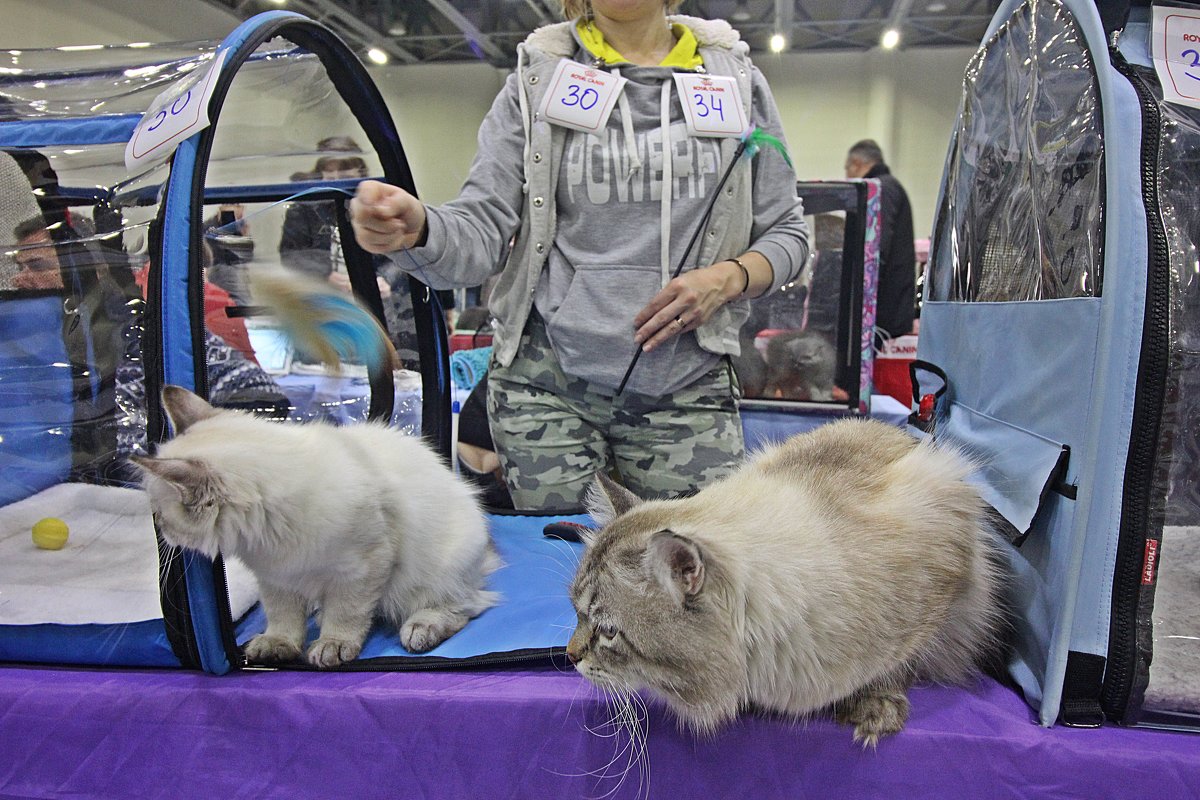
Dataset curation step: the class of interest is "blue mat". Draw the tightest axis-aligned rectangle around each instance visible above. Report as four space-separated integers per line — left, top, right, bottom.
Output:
234 513 587 666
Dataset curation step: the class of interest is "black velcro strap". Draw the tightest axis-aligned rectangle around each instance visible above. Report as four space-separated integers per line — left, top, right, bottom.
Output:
1060 651 1107 727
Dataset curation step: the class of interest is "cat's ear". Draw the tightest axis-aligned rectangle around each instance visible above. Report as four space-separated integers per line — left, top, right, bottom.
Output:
584 472 642 528
161 385 219 434
131 456 211 504
646 530 705 602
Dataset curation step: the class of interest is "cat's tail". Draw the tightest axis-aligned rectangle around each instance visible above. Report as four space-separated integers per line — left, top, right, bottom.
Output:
248 269 400 371
890 438 1011 684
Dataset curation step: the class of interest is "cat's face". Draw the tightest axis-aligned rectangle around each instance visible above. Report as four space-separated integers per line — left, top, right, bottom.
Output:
132 386 232 558
568 475 744 729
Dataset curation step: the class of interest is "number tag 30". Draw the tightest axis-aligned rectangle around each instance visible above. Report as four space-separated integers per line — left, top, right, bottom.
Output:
125 49 228 170
673 74 747 138
538 59 627 135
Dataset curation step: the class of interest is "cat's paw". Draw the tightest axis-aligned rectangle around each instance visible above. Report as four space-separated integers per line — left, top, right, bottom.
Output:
244 633 303 664
400 620 449 653
306 636 362 668
835 691 910 749
400 609 467 653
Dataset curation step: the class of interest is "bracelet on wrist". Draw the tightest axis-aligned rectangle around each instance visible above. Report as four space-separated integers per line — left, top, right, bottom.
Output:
729 257 751 296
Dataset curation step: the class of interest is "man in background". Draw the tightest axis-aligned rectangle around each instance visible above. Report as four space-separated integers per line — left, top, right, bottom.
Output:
844 139 916 341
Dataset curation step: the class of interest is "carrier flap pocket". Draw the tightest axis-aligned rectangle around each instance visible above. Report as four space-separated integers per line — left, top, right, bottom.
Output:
941 401 1071 546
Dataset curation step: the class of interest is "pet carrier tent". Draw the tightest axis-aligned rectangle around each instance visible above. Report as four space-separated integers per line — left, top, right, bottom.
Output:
918 0 1200 729
0 10 470 674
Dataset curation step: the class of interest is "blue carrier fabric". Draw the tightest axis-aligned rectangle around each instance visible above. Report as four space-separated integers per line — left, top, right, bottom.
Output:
0 11 582 675
919 0 1200 729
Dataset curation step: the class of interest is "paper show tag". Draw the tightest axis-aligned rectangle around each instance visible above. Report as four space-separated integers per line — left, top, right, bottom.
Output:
125 48 228 171
673 73 747 138
1152 5 1200 110
537 59 626 135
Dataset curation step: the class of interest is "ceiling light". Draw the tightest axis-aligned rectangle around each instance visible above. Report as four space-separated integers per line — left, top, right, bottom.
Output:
926 2 947 10
769 33 786 53
881 28 901 49
367 48 389 65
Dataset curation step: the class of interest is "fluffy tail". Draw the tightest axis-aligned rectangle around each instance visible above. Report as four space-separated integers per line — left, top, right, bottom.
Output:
248 270 399 371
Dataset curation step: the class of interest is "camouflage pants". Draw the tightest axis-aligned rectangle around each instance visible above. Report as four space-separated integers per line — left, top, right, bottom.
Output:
486 312 745 512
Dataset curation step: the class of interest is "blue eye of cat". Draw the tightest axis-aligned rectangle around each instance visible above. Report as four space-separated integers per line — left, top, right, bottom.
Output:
595 623 618 640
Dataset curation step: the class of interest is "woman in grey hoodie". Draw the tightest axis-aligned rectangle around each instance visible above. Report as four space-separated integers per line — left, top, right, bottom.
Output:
351 0 809 511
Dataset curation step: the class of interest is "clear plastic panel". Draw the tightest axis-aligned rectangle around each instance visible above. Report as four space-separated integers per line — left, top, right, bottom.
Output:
735 181 871 411
0 139 170 643
929 0 1103 302
199 39 422 433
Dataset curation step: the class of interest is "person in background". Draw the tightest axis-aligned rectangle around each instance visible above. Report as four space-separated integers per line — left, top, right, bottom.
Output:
11 215 287 469
11 218 62 291
844 138 916 342
204 204 254 304
351 0 809 511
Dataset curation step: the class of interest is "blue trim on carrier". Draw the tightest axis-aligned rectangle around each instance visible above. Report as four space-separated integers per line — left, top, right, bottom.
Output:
0 114 142 148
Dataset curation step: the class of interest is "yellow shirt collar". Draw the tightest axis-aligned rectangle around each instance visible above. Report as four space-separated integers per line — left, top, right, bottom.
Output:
576 20 703 69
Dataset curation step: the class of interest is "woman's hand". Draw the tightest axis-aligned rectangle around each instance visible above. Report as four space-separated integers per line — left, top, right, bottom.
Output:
633 261 745 352
350 180 427 254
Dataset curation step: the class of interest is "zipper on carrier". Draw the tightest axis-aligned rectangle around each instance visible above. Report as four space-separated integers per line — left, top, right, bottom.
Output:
1100 51 1173 724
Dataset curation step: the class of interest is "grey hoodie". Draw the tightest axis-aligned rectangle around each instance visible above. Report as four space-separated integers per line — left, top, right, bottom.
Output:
397 15 809 396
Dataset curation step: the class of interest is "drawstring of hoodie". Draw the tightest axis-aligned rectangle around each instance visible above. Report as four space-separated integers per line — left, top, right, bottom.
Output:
613 68 642 181
610 70 677 289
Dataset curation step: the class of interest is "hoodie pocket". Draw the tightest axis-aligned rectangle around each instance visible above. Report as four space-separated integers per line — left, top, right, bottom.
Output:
543 262 679 394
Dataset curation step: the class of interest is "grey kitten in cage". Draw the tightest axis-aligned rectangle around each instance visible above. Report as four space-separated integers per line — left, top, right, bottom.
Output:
134 385 499 667
763 329 836 401
567 418 1007 746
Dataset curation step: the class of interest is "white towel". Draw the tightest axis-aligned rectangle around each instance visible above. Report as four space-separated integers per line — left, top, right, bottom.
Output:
0 483 257 626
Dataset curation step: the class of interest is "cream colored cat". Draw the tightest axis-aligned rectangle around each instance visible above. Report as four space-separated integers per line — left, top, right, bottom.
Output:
567 418 1007 746
135 386 499 667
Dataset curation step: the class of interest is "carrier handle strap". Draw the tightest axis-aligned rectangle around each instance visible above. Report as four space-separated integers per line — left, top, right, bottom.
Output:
908 359 948 432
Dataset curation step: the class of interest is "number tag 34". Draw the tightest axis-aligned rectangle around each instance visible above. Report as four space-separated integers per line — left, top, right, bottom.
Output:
673 74 747 138
538 59 627 135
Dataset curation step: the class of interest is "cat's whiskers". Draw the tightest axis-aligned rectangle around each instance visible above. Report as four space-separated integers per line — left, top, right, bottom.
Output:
598 685 651 800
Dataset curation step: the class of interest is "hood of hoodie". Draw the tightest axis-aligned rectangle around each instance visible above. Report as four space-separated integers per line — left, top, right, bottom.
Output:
522 14 742 62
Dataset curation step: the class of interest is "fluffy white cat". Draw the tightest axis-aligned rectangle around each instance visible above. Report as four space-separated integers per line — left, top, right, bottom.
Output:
135 385 499 668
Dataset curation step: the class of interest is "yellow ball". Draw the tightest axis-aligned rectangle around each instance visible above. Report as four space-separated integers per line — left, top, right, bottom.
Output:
32 517 69 550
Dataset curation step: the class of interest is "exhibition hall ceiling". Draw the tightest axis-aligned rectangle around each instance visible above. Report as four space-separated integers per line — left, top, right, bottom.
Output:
201 0 999 67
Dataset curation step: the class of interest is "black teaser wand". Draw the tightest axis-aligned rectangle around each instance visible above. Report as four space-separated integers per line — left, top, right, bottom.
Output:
613 135 750 396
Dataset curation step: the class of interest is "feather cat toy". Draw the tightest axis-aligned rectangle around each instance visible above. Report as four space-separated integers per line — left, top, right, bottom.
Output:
247 269 400 372
615 125 793 395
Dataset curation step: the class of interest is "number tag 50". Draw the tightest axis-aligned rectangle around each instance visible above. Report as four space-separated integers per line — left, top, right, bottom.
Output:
538 59 627 135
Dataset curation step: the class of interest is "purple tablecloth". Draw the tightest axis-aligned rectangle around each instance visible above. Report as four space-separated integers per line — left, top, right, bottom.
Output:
0 665 1196 799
